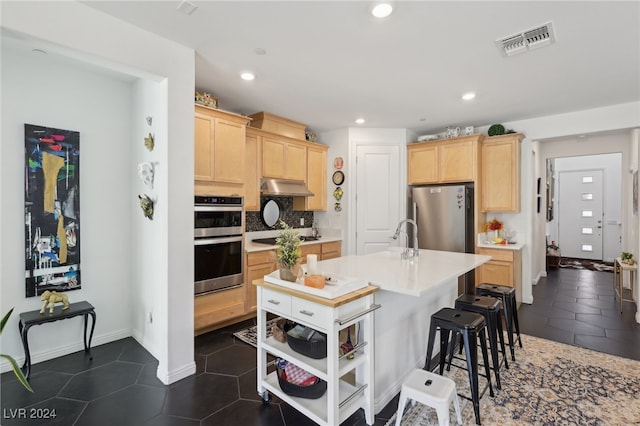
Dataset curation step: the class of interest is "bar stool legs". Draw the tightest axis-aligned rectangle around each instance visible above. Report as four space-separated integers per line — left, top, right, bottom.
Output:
425 308 494 425
448 294 509 390
476 284 522 361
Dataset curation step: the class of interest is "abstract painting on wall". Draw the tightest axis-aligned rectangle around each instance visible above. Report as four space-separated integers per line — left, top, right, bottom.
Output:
24 124 81 297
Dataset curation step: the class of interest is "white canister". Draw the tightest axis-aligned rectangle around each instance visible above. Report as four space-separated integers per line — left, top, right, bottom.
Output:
306 254 318 275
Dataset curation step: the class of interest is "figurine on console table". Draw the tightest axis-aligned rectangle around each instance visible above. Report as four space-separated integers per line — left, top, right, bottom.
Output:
39 290 70 315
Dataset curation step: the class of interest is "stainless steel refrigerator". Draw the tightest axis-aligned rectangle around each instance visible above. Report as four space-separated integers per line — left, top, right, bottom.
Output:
410 183 475 293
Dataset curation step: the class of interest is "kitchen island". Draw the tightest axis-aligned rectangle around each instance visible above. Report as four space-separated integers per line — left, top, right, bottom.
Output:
257 248 491 418
316 248 490 413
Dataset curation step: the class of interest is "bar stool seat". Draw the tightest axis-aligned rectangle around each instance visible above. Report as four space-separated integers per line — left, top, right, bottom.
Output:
395 369 462 426
450 294 508 390
476 283 522 361
425 307 494 425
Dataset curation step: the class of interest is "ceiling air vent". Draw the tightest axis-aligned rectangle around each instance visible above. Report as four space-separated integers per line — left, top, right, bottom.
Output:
496 22 555 57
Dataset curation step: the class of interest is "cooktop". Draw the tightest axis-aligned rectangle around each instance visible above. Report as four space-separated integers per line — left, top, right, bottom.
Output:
252 236 321 245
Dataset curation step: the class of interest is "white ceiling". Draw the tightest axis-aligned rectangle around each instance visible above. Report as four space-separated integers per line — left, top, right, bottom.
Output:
82 1 639 135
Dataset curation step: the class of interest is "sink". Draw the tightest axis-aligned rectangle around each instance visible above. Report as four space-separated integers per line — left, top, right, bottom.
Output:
300 236 321 242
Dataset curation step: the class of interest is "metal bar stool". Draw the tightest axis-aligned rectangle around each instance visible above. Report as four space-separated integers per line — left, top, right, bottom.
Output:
425 307 494 425
448 294 509 390
476 283 522 361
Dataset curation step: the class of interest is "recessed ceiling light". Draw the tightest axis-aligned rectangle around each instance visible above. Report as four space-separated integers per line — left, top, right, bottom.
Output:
462 92 476 101
370 2 393 18
355 118 365 125
240 72 255 81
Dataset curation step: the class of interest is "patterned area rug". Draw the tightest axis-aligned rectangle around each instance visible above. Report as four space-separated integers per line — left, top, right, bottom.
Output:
386 334 640 425
233 317 281 347
559 257 614 272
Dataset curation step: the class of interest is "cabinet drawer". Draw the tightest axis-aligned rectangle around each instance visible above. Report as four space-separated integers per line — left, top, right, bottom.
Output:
291 297 332 329
321 241 341 254
477 248 513 262
261 287 292 317
248 249 276 266
299 243 321 260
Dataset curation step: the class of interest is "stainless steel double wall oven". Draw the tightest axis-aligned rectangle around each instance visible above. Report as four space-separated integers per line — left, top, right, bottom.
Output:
194 196 244 295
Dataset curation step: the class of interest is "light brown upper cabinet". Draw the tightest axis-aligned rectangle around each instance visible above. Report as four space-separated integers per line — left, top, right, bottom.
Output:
194 104 250 196
480 133 523 212
293 144 327 211
407 134 482 185
244 128 261 211
262 136 307 181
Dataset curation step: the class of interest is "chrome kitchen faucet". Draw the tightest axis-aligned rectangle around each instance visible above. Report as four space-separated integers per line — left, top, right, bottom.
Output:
392 219 419 259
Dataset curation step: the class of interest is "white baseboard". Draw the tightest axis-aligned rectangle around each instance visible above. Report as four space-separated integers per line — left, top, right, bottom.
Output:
0 328 131 374
158 361 196 385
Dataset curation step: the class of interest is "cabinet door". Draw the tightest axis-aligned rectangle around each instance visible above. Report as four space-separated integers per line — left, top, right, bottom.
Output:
481 135 521 212
408 144 438 184
262 137 286 178
439 140 475 182
286 143 307 181
294 145 327 211
214 118 246 183
477 261 514 287
245 132 261 211
194 112 215 181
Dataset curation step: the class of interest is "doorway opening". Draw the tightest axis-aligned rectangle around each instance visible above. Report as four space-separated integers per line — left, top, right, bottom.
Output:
546 153 622 264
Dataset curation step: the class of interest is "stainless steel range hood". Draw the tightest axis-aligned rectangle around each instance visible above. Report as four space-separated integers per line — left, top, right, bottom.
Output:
260 178 314 197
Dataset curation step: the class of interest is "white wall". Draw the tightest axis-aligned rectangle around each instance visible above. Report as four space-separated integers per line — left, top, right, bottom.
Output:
1 44 134 366
316 128 349 255
1 1 195 384
547 153 622 262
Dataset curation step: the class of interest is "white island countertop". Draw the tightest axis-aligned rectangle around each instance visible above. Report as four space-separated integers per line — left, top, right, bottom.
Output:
315 248 490 297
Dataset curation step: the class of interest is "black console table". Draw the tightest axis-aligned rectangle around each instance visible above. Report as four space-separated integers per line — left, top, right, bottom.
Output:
19 301 96 379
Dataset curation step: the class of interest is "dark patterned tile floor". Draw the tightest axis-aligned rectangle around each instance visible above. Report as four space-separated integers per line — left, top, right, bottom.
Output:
519 267 640 360
2 267 637 425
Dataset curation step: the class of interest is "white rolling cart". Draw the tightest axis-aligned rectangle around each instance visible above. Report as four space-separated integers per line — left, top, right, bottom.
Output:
255 279 380 425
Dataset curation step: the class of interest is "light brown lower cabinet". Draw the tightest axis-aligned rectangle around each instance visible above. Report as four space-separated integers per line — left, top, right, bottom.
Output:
475 247 522 307
321 241 342 260
245 249 278 314
194 287 246 334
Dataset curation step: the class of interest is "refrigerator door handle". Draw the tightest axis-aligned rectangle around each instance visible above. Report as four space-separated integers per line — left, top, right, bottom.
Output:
413 202 417 222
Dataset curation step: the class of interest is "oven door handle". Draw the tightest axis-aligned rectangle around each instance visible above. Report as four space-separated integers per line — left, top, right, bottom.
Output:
194 236 243 246
194 205 243 212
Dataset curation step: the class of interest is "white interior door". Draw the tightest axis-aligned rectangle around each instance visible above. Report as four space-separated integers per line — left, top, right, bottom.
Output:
558 169 604 259
355 145 400 255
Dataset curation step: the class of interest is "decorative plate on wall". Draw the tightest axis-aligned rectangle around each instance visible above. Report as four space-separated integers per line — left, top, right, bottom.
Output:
333 157 344 169
332 171 345 186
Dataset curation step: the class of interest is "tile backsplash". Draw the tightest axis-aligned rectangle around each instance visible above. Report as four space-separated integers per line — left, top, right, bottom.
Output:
245 196 314 232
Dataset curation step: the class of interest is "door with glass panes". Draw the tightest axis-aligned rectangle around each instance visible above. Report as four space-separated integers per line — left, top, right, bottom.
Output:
558 169 603 259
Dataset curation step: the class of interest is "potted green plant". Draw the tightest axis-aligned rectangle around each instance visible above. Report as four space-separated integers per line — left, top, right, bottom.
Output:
276 220 301 282
1 308 34 392
621 252 634 265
